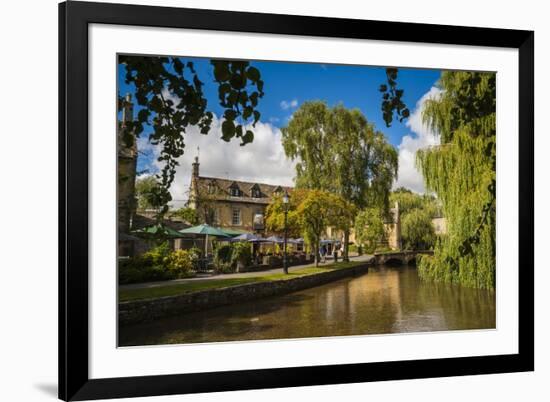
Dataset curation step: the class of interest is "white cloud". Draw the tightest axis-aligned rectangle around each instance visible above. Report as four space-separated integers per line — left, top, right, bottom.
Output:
280 99 298 110
393 86 442 193
144 117 296 208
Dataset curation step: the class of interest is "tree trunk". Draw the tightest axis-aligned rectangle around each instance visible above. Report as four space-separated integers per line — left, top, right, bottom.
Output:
314 242 320 267
343 229 350 262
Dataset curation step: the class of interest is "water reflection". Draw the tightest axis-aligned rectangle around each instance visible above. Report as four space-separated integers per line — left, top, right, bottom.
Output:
119 266 496 346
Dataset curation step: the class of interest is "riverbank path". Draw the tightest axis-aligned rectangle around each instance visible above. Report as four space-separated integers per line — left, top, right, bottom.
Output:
120 253 374 291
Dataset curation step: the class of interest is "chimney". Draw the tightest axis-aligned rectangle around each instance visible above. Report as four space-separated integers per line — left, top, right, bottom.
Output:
192 156 200 178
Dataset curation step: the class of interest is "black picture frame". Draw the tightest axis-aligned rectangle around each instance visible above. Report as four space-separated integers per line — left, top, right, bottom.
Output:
59 1 534 400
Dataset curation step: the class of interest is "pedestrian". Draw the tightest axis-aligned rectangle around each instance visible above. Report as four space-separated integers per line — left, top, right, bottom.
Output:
320 244 327 263
333 246 338 263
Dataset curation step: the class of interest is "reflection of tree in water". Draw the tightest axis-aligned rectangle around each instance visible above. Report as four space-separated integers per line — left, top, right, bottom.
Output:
119 266 496 347
396 267 496 331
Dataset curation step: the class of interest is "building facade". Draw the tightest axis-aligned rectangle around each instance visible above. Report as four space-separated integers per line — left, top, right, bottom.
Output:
188 157 292 233
117 93 138 235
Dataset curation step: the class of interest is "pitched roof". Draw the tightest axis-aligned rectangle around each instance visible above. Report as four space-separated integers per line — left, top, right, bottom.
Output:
193 176 293 205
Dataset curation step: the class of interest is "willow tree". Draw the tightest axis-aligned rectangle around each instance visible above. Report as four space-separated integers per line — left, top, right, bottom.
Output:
282 102 398 261
416 71 496 289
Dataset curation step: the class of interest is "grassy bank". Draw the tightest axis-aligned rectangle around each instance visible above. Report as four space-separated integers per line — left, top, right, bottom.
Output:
119 261 364 302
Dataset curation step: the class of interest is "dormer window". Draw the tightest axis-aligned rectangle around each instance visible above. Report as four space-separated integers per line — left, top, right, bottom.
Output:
273 186 283 195
251 184 261 198
229 182 242 197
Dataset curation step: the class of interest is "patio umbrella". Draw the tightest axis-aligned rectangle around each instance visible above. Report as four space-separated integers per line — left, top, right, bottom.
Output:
231 233 261 242
220 228 248 237
265 235 284 243
178 224 230 255
132 223 186 239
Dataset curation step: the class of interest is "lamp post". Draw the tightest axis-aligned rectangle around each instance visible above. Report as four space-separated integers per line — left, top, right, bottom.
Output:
282 191 289 275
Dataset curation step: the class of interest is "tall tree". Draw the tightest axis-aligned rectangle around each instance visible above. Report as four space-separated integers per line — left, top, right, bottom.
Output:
354 208 385 254
416 71 496 289
282 102 398 261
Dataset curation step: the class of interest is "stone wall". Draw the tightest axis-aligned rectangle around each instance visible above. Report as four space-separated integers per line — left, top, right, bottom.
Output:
119 261 373 325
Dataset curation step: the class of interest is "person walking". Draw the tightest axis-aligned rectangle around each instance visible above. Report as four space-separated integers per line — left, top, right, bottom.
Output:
320 244 327 263
333 245 338 263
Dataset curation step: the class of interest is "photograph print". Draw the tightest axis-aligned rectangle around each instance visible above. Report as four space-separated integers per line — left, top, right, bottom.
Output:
117 54 496 347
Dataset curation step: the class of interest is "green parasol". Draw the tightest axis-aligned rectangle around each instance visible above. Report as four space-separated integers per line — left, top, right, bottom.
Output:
178 224 230 255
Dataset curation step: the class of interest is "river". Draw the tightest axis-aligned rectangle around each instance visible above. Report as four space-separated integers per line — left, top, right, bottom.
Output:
118 265 496 346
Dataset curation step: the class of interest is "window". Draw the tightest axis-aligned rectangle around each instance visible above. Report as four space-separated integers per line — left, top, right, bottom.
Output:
230 184 241 197
251 185 261 198
232 209 241 226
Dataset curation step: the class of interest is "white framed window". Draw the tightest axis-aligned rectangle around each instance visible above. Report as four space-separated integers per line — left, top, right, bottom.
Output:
232 209 241 226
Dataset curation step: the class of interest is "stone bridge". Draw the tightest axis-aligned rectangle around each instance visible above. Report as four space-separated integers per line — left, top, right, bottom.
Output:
373 250 434 266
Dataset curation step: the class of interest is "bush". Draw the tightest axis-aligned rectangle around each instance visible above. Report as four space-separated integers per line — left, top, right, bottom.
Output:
213 244 234 273
118 256 169 284
163 249 196 278
213 242 253 273
230 242 252 269
118 243 199 284
141 241 171 265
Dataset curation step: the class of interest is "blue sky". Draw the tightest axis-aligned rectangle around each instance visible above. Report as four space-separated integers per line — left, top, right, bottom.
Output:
118 57 442 203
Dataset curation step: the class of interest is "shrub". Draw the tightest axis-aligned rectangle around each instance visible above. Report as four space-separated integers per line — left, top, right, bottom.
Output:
118 256 169 284
142 241 171 265
214 244 234 273
163 249 196 278
230 242 252 269
118 243 199 284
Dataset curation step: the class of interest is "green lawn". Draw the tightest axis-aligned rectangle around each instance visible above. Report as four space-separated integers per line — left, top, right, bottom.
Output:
119 261 363 302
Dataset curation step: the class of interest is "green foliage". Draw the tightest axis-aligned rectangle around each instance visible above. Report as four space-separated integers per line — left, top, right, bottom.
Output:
230 242 253 268
142 241 171 265
266 189 353 266
119 56 265 216
265 189 307 238
212 242 253 273
282 102 398 259
348 244 363 256
390 189 440 218
135 176 168 211
416 71 496 289
170 207 199 225
118 257 167 284
163 249 196 278
401 208 436 250
379 68 410 127
213 244 235 273
354 208 385 254
283 102 397 210
118 243 198 284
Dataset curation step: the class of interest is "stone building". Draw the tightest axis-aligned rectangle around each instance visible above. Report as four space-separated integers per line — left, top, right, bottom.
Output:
117 94 138 257
117 94 137 234
188 156 292 233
